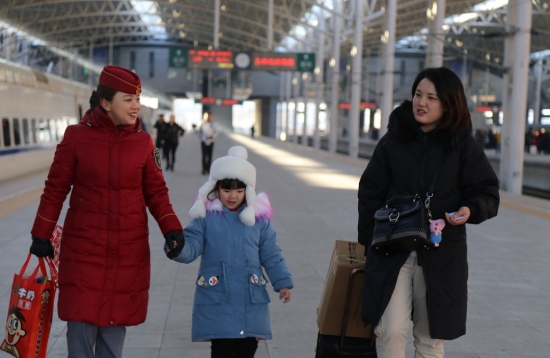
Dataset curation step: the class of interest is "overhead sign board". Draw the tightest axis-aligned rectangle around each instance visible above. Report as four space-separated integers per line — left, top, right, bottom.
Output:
296 53 315 72
168 48 188 68
195 97 243 106
168 48 316 72
339 102 376 110
252 53 296 71
188 49 234 69
250 52 315 72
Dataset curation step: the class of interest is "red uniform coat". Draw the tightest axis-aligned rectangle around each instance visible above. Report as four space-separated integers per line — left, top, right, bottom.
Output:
31 106 182 327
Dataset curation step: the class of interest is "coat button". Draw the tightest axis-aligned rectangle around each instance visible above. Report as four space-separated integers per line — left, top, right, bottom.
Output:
240 331 244 335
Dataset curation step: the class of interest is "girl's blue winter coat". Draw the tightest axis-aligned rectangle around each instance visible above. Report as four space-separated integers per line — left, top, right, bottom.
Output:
171 201 293 342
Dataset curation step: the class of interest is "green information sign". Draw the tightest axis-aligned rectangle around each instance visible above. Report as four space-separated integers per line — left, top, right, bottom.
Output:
296 53 315 72
169 48 188 68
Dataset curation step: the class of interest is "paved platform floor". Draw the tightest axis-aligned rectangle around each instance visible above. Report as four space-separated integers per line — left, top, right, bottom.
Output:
1 131 549 358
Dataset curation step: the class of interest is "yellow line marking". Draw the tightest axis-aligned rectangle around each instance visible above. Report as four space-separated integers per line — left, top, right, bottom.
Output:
0 187 43 219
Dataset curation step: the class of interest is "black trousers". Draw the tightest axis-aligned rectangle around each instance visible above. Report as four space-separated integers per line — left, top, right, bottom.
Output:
201 142 214 172
164 143 178 169
211 338 258 358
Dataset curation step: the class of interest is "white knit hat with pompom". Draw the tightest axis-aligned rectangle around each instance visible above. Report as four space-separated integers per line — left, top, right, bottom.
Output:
189 146 257 225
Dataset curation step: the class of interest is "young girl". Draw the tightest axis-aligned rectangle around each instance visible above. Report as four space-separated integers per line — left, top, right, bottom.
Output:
167 145 293 358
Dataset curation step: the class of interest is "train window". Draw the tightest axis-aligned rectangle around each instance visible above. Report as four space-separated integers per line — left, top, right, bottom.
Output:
31 119 37 144
55 119 67 140
23 118 30 144
2 118 11 147
13 118 21 145
38 118 52 143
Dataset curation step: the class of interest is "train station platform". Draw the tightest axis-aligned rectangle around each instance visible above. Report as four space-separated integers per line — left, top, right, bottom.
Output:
1 130 549 358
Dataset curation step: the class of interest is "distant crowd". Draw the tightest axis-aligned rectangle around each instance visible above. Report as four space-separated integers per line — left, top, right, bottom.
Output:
473 127 550 155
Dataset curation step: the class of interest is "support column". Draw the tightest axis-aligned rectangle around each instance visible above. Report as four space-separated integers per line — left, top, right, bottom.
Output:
314 22 325 150
285 71 292 141
293 72 300 144
534 60 542 124
329 0 341 153
6 34 13 61
349 0 364 158
279 72 285 139
109 35 113 65
72 45 78 81
499 0 517 191
380 0 396 136
506 0 532 194
214 0 220 49
268 0 274 50
302 72 309 147
88 41 94 86
426 0 446 68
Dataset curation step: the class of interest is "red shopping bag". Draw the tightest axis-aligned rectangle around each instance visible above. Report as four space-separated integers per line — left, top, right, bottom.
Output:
45 225 62 290
1 253 55 358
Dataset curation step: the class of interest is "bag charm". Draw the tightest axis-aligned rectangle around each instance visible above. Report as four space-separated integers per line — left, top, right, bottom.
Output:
429 219 445 247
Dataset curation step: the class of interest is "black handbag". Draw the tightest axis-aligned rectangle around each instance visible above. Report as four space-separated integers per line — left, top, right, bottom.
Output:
371 154 446 256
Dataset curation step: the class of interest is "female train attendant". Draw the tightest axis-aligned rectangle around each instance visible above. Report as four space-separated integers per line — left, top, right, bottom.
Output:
358 67 499 358
29 65 185 358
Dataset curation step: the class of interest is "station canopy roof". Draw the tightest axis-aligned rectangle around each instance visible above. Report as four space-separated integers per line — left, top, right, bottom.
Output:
1 0 550 70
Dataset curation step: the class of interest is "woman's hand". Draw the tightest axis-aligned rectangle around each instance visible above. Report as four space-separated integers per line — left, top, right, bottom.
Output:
445 206 471 226
279 288 291 303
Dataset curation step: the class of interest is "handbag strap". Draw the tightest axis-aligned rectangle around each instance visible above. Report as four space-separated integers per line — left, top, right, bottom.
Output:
424 152 447 220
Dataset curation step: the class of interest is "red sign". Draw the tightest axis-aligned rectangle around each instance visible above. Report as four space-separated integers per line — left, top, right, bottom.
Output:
253 56 295 69
198 98 242 106
339 102 376 110
188 50 234 69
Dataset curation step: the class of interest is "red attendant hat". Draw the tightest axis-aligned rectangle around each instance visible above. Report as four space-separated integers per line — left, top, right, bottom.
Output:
99 65 142 95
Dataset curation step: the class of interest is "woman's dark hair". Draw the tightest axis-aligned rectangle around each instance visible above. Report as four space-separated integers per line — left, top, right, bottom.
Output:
207 178 247 203
411 67 472 133
89 84 118 111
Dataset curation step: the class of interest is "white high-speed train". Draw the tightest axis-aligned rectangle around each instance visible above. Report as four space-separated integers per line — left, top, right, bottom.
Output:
0 59 157 182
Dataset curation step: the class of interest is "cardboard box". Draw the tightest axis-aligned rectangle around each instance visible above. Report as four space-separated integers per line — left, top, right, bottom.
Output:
317 240 374 338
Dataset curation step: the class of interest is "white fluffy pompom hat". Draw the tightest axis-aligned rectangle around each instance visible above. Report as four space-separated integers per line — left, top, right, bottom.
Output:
189 145 265 226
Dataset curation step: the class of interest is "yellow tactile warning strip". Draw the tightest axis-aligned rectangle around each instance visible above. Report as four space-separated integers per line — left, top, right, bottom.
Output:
499 196 550 221
0 187 44 219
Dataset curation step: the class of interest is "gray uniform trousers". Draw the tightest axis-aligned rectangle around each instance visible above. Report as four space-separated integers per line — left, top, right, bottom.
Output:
67 321 126 358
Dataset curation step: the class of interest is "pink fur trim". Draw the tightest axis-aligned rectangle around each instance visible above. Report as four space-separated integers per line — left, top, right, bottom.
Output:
254 192 273 221
193 192 273 222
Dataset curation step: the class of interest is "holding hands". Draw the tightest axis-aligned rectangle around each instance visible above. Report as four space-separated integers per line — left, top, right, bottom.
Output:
164 231 185 259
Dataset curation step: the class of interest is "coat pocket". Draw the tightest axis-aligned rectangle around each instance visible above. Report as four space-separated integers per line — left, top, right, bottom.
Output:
194 267 223 305
248 269 271 304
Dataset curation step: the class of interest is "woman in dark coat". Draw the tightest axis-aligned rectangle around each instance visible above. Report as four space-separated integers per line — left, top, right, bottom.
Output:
358 67 499 358
29 65 185 358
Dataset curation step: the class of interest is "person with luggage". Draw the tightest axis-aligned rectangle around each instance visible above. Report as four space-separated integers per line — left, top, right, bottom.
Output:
29 65 185 358
165 145 293 358
358 67 499 358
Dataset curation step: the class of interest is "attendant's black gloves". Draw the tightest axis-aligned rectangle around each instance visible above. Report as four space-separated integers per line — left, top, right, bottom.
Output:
30 236 54 258
165 231 185 259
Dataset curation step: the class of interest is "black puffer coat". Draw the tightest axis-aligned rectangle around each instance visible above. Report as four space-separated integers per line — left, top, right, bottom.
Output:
358 100 499 340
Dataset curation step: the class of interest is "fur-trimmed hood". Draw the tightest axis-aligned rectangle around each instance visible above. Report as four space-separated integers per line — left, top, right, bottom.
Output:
190 191 273 224
387 100 471 150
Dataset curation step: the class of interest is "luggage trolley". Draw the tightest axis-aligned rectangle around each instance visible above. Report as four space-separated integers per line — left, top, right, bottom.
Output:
315 268 377 358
